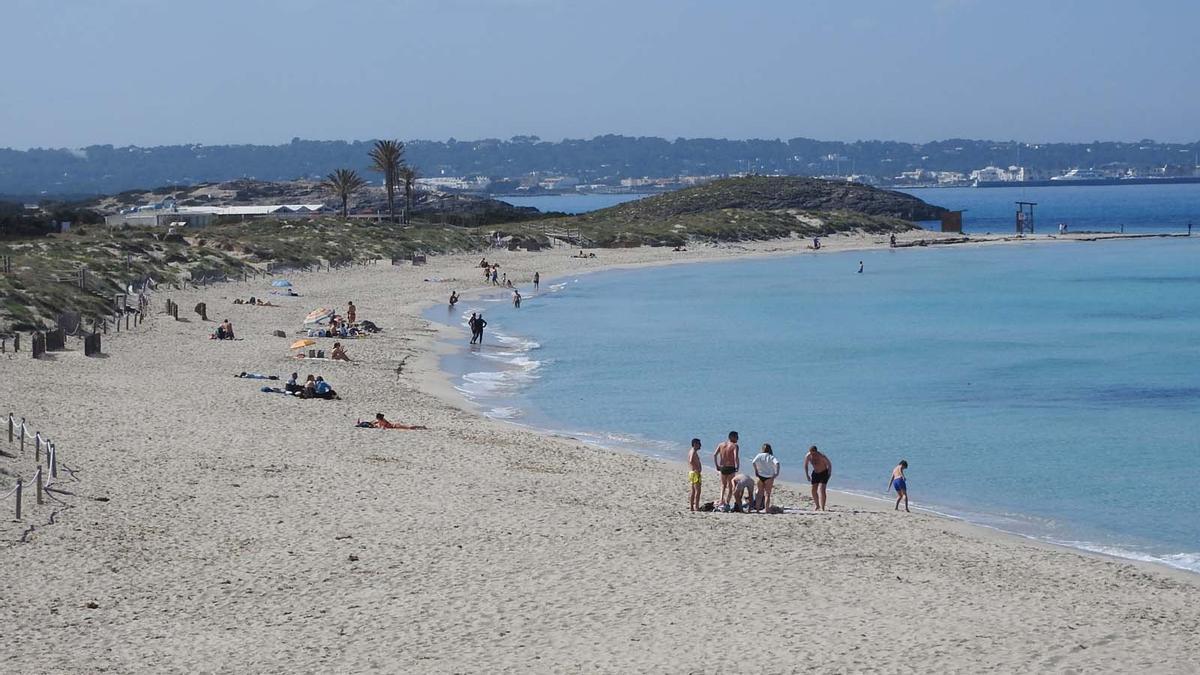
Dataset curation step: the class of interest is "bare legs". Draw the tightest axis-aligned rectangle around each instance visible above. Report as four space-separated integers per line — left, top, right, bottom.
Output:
690 481 701 512
758 478 774 512
895 488 908 512
811 482 828 511
719 473 733 507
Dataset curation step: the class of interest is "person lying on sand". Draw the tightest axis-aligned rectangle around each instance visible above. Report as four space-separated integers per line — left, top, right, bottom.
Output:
331 342 352 362
370 413 427 430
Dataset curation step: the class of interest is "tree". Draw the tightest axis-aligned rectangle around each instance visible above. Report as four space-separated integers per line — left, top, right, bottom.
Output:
369 140 405 223
398 165 418 224
321 168 367 218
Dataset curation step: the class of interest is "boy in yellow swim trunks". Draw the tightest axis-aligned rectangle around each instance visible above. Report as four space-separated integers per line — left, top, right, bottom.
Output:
687 438 703 512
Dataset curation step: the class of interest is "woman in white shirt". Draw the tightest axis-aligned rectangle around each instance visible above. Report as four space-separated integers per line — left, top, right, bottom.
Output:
751 443 781 512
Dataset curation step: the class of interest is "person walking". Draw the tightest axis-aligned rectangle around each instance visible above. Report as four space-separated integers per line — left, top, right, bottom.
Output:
476 313 487 344
888 460 909 512
533 271 540 291
803 445 832 511
468 312 479 345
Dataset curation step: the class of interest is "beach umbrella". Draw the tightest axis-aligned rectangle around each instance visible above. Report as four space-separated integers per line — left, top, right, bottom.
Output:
290 338 316 350
304 307 334 325
272 279 292 287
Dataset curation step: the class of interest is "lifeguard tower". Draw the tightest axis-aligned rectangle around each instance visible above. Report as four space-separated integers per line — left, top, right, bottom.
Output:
1015 201 1036 235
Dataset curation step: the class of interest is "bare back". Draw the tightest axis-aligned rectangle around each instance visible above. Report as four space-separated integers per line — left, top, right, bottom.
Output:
715 441 739 468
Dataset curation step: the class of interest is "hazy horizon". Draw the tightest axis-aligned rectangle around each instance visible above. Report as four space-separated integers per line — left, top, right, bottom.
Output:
3 0 1199 149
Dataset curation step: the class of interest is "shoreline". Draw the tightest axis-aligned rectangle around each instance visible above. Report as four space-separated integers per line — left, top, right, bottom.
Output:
4 229 1200 671
418 231 1200 580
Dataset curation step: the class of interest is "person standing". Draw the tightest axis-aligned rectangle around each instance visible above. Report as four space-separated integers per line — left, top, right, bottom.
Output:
712 431 740 509
468 312 479 345
491 268 499 286
686 438 703 512
888 460 909 512
449 291 458 307
857 261 864 274
476 313 487 344
346 301 357 324
889 233 896 248
803 445 832 511
513 289 521 308
533 271 540 291
751 443 780 512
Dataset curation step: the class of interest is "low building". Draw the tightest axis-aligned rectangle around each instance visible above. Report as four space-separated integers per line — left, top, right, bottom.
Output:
104 203 327 227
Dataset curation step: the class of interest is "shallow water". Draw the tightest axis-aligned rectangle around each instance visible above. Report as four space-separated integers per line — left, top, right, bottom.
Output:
430 236 1200 572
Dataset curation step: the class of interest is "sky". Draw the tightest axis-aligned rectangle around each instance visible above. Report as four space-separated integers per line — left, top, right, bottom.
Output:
2 0 1198 148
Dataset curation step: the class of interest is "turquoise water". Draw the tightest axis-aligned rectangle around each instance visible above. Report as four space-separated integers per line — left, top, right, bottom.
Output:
431 236 1200 572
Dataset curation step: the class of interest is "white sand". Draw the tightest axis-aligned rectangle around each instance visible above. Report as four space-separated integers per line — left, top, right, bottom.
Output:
3 231 1199 673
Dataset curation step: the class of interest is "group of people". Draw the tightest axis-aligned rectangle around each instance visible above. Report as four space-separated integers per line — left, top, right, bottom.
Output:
687 431 910 513
285 372 339 399
213 319 236 340
467 313 488 345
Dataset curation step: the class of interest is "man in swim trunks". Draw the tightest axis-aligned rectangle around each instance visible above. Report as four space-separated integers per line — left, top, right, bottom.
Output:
803 445 832 511
686 438 702 512
888 460 909 512
713 431 740 508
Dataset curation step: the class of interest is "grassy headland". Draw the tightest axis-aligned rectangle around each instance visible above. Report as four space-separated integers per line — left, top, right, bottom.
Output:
0 177 944 331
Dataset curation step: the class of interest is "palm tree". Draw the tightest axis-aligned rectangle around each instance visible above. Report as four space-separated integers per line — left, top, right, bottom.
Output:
369 139 405 223
398 166 418 224
321 168 367 218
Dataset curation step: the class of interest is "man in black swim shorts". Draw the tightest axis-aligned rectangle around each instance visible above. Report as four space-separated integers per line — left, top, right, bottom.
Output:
712 431 740 508
804 445 832 511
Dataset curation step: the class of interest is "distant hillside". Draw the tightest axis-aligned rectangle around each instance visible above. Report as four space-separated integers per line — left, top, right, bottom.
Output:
596 176 946 222
2 136 1198 196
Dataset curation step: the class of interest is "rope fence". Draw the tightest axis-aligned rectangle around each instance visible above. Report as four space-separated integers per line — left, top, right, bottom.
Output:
4 412 74 527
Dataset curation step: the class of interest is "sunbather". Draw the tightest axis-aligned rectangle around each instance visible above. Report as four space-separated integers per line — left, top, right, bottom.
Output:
331 342 352 362
371 413 427 430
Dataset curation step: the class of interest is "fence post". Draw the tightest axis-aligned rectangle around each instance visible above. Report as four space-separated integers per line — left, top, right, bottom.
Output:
35 466 43 505
14 478 22 520
49 443 57 479
7 413 11 443
19 418 25 453
34 432 41 462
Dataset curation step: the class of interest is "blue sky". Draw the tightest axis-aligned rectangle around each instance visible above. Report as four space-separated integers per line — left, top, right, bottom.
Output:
2 0 1197 148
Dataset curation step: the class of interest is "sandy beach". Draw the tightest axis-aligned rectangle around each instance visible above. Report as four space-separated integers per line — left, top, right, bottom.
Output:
3 230 1199 673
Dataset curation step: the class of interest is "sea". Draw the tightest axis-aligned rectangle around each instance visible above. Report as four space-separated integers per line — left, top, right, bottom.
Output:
429 183 1200 572
497 193 650 214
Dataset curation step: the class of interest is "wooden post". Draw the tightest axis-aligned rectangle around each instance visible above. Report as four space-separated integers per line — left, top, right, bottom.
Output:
7 413 12 443
35 466 43 505
34 432 41 462
19 418 25 453
13 333 19 352
14 478 22 520
125 313 130 330
49 443 57 478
